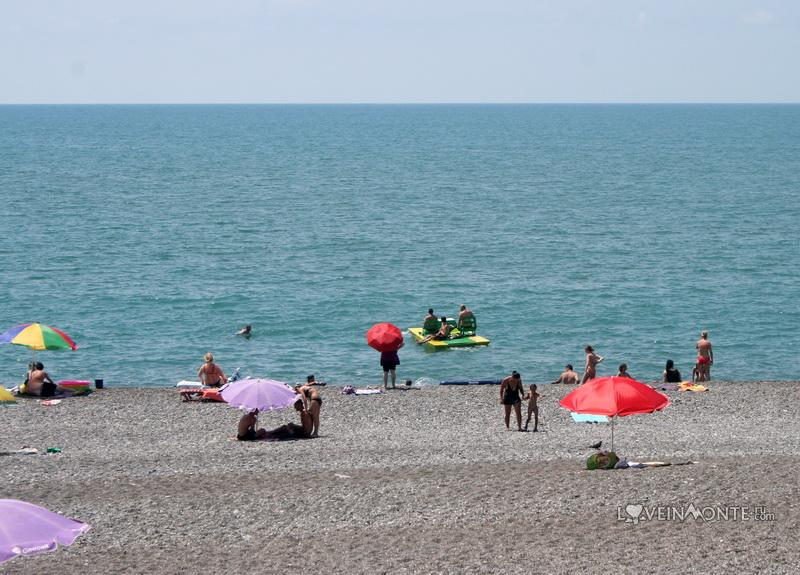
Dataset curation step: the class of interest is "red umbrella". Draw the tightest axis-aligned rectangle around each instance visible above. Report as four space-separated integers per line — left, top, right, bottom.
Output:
366 323 404 352
560 376 669 451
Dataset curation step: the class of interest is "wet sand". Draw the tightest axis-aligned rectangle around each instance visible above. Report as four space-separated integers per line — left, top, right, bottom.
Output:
2 382 799 574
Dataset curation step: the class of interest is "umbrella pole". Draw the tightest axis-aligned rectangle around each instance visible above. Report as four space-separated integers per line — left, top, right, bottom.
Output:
611 416 615 452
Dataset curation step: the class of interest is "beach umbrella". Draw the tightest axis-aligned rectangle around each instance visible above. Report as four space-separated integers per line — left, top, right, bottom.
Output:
366 323 403 352
220 378 299 413
559 376 669 451
0 323 78 352
0 499 90 564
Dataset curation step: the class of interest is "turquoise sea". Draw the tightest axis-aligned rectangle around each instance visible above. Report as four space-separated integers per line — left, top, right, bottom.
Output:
1 105 798 387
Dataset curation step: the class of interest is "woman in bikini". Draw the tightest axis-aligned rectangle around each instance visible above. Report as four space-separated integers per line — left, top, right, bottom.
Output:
198 353 226 387
581 346 604 384
296 383 322 437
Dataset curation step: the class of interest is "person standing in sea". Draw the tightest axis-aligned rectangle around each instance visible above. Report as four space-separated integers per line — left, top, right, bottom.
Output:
380 340 403 390
581 346 604 384
695 331 714 381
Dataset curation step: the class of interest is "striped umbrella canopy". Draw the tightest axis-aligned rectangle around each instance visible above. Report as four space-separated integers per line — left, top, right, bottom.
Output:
0 324 78 352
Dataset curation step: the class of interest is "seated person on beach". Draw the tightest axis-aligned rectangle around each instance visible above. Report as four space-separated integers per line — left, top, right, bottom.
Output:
417 316 453 344
198 353 226 387
23 362 57 397
305 374 326 386
236 324 252 337
551 365 579 385
616 364 633 379
237 410 268 441
664 360 682 383
261 400 314 440
456 304 474 330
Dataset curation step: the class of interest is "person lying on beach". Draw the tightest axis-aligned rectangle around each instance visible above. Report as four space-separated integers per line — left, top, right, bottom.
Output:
417 317 453 344
236 324 252 337
524 384 540 432
237 410 268 441
500 371 525 431
198 353 227 387
305 374 326 386
261 400 314 440
23 362 57 397
295 384 322 437
616 364 633 379
581 346 604 384
551 365 579 385
664 360 682 383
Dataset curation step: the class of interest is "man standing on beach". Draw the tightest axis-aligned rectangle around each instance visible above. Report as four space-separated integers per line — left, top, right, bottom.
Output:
696 331 713 382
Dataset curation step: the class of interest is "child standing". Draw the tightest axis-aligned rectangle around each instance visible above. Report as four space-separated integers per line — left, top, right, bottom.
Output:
524 384 541 432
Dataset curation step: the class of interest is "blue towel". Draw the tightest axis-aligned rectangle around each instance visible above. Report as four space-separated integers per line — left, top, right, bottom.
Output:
571 413 609 423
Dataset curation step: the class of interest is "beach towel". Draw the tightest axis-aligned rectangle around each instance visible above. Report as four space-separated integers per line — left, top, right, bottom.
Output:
678 383 708 392
571 413 609 424
354 389 382 395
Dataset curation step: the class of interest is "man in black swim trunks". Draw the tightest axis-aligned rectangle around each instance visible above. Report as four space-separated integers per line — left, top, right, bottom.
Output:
499 371 525 431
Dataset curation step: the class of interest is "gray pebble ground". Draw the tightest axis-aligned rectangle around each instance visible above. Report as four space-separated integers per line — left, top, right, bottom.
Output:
1 382 799 574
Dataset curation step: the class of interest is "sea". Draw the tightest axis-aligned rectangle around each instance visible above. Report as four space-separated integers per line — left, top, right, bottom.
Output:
1 104 798 387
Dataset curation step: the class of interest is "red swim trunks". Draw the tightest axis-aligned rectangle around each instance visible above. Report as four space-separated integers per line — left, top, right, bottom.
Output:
697 356 711 365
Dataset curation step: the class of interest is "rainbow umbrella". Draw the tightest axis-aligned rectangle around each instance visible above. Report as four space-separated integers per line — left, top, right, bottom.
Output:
0 323 78 353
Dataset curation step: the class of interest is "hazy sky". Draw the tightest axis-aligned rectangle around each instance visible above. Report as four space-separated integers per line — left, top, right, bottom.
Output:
1 0 798 103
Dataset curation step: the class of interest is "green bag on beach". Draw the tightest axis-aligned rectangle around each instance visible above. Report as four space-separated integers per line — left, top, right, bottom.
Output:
586 451 619 470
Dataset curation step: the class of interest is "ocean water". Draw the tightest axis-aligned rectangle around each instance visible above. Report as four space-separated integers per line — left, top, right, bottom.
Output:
1 104 799 387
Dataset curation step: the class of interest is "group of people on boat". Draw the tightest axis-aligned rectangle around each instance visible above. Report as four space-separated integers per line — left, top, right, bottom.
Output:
416 305 475 345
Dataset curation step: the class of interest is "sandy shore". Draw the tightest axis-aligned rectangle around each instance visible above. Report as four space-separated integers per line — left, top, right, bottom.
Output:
2 382 799 574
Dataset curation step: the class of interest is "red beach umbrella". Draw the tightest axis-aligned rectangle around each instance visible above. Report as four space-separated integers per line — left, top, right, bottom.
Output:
560 376 669 451
366 323 404 352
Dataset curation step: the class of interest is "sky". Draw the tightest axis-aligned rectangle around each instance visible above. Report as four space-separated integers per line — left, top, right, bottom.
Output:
1 0 798 103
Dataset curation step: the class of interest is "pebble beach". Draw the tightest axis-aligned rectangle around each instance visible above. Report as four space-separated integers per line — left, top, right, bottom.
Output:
2 381 799 574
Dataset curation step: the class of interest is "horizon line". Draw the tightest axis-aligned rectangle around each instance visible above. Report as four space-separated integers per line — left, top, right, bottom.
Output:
1 101 799 106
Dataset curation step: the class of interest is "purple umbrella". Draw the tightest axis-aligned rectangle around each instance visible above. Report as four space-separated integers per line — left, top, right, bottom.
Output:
220 378 299 412
0 499 90 564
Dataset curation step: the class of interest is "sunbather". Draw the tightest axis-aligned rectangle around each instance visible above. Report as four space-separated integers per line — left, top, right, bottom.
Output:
198 353 226 387
237 410 268 441
24 362 57 397
261 400 314 440
664 359 682 383
551 364 579 385
417 316 453 344
616 363 633 379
